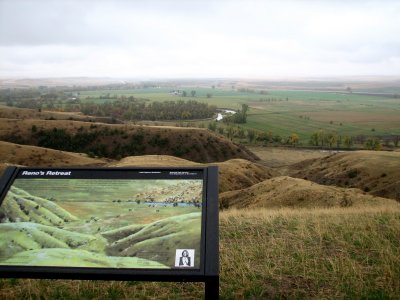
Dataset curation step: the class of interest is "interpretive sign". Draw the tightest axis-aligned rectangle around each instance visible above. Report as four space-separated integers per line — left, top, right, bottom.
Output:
0 167 219 297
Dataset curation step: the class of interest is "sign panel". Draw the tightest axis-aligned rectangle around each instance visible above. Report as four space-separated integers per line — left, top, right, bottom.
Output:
0 168 213 274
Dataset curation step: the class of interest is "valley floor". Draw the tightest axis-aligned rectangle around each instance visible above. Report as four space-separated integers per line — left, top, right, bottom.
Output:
247 146 333 168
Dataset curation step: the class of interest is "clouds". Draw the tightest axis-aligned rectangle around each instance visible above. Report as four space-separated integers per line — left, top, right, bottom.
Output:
0 0 399 78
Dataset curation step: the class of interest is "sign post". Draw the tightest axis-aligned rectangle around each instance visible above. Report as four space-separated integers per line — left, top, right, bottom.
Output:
0 166 219 298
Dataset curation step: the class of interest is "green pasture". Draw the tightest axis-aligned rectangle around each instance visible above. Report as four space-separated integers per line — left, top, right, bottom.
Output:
76 87 400 141
243 109 400 141
58 202 201 234
78 87 260 109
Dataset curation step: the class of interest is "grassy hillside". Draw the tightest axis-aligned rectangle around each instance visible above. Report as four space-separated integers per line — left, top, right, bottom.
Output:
0 205 399 299
0 141 106 169
0 187 78 225
0 148 274 196
218 206 400 299
0 222 100 261
1 81 400 297
110 155 275 193
219 176 397 209
0 105 107 122
247 145 330 167
288 150 400 201
0 118 258 163
104 212 201 267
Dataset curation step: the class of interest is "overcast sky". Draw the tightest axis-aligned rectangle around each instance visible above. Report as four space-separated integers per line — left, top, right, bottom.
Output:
0 0 399 79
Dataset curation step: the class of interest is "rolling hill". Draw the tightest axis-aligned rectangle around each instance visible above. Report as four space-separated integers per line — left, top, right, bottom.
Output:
103 212 201 267
0 222 100 261
219 176 397 209
0 145 274 195
0 141 106 170
0 118 258 163
109 155 275 193
288 151 400 201
0 105 105 122
0 186 78 225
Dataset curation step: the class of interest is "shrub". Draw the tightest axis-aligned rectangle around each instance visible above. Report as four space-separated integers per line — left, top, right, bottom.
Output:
347 170 358 178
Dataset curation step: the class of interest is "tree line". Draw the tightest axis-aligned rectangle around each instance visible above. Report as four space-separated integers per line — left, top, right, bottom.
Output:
81 99 217 121
222 104 249 124
204 122 399 150
309 130 400 149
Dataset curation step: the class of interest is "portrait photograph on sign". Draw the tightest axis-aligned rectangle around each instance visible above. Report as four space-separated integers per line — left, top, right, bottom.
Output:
0 169 205 270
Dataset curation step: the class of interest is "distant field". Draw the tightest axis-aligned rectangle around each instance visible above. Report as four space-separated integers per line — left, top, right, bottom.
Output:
76 87 400 142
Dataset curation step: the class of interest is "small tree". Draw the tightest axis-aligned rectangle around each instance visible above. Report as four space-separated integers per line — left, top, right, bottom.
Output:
272 135 282 144
391 135 400 147
365 138 381 150
309 132 319 146
208 122 217 132
326 132 338 148
182 91 187 97
247 129 256 143
336 135 342 148
206 93 212 98
288 133 299 147
236 127 246 139
191 90 196 97
226 126 235 140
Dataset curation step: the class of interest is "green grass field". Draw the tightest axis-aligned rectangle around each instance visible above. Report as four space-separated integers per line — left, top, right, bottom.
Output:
76 87 400 142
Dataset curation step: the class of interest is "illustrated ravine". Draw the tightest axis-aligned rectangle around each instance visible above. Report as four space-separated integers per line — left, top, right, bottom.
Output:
0 179 203 269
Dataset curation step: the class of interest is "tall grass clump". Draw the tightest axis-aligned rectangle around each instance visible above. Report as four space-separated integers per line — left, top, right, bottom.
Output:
219 204 400 299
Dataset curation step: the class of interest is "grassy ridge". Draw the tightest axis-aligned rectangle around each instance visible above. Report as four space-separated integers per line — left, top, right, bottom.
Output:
1 187 77 226
219 206 400 299
1 205 399 299
0 222 99 260
104 212 201 267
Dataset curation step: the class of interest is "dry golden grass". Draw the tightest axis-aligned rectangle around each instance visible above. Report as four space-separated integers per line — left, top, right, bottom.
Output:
247 146 330 168
289 150 400 201
108 155 199 167
0 141 107 175
219 175 397 209
1 204 399 299
0 105 95 121
220 202 400 220
219 204 400 299
110 155 275 193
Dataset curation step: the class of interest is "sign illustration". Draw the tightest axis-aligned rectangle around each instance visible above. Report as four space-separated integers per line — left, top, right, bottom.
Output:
0 169 204 270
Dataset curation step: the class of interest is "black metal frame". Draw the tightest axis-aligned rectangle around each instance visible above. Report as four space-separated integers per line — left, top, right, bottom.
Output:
0 166 219 298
